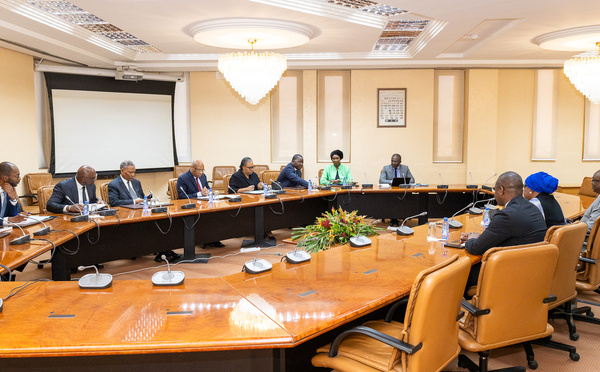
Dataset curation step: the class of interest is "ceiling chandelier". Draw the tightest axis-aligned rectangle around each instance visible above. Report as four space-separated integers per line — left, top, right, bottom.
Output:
218 39 287 105
564 42 600 104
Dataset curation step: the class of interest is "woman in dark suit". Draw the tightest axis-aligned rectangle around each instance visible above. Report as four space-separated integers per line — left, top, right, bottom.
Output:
523 171 565 228
228 157 265 193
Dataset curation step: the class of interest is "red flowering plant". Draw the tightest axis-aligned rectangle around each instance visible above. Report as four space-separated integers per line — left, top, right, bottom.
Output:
291 207 382 253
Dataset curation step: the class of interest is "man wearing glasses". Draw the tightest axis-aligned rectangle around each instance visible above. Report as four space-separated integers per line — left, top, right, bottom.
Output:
177 160 210 199
581 170 600 234
47 165 102 213
0 162 27 226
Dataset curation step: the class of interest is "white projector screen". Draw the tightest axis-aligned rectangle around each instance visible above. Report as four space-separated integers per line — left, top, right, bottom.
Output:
52 89 175 175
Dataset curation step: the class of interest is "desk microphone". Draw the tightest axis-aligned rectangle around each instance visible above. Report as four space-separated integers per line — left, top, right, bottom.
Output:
349 219 380 247
269 179 286 194
447 203 474 229
30 216 51 236
469 197 496 215
362 172 373 189
466 172 478 189
397 212 428 236
437 173 448 189
481 173 497 191
148 190 168 213
152 255 185 286
95 196 118 216
179 186 197 209
5 221 31 245
227 185 242 202
286 239 313 264
319 174 332 190
77 265 113 289
243 252 283 274
65 195 88 222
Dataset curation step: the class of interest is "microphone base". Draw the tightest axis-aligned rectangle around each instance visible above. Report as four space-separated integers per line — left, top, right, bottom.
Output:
436 184 449 189
181 203 196 209
340 185 353 189
361 184 373 189
33 226 51 236
396 226 415 236
228 196 242 203
78 273 113 289
244 258 273 274
98 209 118 216
10 235 31 245
481 185 493 191
286 250 311 264
448 220 463 229
349 235 372 247
466 185 478 189
264 193 277 199
70 215 89 222
319 186 331 190
151 207 168 213
272 189 286 194
152 271 185 286
469 207 483 215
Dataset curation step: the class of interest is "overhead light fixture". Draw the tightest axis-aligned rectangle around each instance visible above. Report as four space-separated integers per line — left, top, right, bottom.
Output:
218 39 287 105
564 42 600 104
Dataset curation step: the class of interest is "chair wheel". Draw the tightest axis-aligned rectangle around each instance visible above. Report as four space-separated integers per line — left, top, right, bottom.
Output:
588 311 595 317
528 360 538 369
570 333 579 341
37 264 44 269
570 352 580 361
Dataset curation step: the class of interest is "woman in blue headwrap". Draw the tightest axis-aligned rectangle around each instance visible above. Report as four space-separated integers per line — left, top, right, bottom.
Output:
523 171 565 228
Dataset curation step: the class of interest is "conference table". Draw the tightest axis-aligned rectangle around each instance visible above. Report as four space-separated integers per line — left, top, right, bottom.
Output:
0 186 590 371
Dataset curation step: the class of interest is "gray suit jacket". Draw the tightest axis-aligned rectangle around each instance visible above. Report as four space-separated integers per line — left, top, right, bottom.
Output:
379 164 414 184
108 177 144 207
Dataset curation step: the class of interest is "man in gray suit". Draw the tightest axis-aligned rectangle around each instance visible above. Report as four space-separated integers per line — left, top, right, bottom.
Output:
379 154 414 185
108 160 145 206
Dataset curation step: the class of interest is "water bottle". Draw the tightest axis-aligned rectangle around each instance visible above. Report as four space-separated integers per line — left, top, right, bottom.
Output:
343 176 347 186
83 200 89 216
308 179 313 192
483 206 490 228
143 195 148 214
264 184 269 198
441 217 450 241
208 189 214 204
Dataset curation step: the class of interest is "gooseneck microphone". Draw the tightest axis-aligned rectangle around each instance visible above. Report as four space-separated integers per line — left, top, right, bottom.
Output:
469 197 497 215
481 173 497 191
152 254 185 286
362 172 373 189
30 216 50 236
349 219 380 247
243 252 283 274
65 195 89 222
448 202 474 229
397 212 428 236
77 265 113 289
179 186 197 209
227 185 242 203
95 196 118 216
5 221 31 245
269 179 286 194
466 172 477 189
437 173 448 189
148 190 168 213
286 239 313 264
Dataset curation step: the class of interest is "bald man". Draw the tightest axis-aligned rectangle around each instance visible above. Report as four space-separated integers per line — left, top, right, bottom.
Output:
47 165 101 214
177 160 209 199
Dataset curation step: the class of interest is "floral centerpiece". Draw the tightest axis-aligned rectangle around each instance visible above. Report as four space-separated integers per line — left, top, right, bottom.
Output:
291 207 382 253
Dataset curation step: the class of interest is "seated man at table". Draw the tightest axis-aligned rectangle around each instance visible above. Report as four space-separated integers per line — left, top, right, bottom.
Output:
177 160 209 199
108 160 145 206
460 171 547 293
276 154 308 188
379 153 415 185
0 162 27 227
47 165 102 214
581 169 600 245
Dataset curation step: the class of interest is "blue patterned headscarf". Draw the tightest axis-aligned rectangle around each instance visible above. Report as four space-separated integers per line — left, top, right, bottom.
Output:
525 172 558 194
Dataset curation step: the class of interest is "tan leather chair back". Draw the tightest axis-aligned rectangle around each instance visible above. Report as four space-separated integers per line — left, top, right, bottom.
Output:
280 164 286 171
168 178 179 200
173 165 188 178
261 170 281 185
212 166 236 193
253 165 269 175
577 218 600 290
400 255 471 371
100 182 110 206
544 223 587 308
223 174 232 193
579 177 599 198
470 243 558 345
318 169 324 184
37 185 55 214
24 173 52 205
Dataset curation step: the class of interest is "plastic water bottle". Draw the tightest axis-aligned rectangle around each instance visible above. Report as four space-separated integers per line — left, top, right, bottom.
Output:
143 196 148 214
308 179 313 192
264 184 269 198
208 189 214 204
441 217 450 241
483 206 490 228
83 200 89 216
343 176 347 186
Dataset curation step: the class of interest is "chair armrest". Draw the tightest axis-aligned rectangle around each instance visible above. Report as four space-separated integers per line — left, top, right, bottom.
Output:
385 298 408 323
328 325 422 358
19 194 38 201
456 310 465 321
580 256 596 265
543 294 557 304
461 298 490 317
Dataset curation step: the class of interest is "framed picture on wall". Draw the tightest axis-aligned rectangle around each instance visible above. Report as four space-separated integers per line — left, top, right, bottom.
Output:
377 88 407 127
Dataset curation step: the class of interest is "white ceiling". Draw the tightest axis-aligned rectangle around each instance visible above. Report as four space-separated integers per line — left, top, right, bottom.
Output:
1 0 599 72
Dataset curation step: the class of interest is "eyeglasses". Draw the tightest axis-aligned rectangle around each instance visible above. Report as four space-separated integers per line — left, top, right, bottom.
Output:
244 166 255 170
592 179 600 183
193 167 205 172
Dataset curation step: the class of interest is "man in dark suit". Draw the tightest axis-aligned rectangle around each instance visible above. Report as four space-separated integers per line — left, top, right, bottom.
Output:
276 154 308 188
0 162 26 227
47 165 101 214
177 160 209 199
460 171 547 292
108 160 145 206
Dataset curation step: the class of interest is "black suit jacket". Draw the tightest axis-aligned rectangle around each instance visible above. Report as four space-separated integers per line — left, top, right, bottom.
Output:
177 170 208 199
537 192 565 228
276 163 308 188
47 177 98 214
108 177 144 207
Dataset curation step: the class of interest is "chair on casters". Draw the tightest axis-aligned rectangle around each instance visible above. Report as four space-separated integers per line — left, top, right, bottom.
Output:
571 218 600 325
99 182 110 206
35 185 56 269
223 174 232 193
212 166 236 194
260 170 281 186
457 243 559 371
168 178 179 200
21 172 52 207
312 255 471 372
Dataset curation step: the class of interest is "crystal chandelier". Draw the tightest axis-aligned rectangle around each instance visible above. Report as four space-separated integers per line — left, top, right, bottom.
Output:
564 42 600 104
218 39 287 105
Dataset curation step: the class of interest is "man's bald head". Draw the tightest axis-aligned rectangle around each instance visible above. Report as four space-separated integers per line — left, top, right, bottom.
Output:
494 171 523 206
76 165 97 186
190 160 205 178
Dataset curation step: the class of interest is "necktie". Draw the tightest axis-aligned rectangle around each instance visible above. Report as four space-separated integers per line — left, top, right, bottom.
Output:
127 181 138 200
395 167 399 178
196 177 202 192
335 170 339 180
82 186 87 203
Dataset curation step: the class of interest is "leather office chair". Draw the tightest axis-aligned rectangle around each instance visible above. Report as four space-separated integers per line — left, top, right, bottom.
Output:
223 174 232 194
578 176 599 198
280 164 286 171
312 255 471 372
261 170 281 186
457 243 559 372
22 172 52 206
168 178 179 200
253 164 269 175
100 182 110 206
37 185 55 214
212 166 236 193
318 169 324 185
571 218 600 325
173 165 188 178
